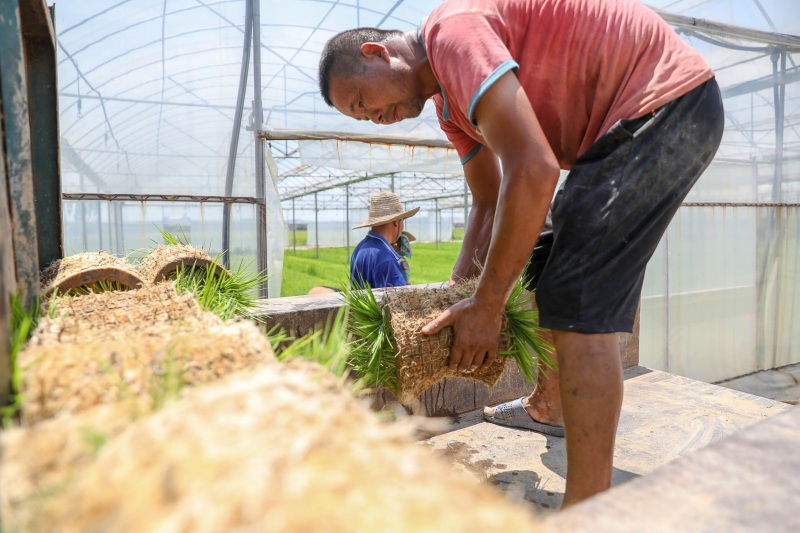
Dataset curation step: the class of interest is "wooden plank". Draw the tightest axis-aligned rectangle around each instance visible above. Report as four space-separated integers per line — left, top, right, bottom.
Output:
0 0 39 306
548 404 800 531
0 94 16 405
21 1 62 270
18 0 54 44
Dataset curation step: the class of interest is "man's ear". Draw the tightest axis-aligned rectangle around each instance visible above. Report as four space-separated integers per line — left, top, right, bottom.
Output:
360 42 390 63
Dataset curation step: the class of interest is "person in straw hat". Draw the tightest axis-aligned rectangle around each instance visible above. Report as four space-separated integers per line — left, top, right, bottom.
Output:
351 192 419 289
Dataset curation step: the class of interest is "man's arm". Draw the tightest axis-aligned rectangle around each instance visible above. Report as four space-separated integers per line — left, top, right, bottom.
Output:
423 71 560 372
451 146 502 282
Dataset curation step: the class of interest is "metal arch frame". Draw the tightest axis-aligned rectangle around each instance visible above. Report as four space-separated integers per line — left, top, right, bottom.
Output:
264 12 800 211
53 3 800 300
278 172 469 209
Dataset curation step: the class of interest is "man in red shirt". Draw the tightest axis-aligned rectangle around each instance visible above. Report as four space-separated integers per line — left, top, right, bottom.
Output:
319 0 723 505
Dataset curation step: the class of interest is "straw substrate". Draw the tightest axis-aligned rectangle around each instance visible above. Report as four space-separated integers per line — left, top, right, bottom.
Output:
19 282 274 425
40 251 143 297
1 360 540 532
138 244 226 285
386 280 509 404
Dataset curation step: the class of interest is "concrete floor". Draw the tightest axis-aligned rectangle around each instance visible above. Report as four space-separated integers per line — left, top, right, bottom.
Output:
424 365 789 515
546 405 800 532
718 362 800 405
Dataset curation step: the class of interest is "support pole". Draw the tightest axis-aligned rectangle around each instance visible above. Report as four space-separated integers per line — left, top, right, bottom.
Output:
97 201 103 250
315 193 319 259
79 173 87 251
292 198 296 255
772 49 786 203
346 184 351 260
435 198 439 250
116 202 125 255
221 0 252 268
463 178 469 238
769 48 787 365
251 0 268 297
108 202 116 252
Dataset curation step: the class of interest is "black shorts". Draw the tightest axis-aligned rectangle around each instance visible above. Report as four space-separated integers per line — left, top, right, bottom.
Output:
525 78 724 333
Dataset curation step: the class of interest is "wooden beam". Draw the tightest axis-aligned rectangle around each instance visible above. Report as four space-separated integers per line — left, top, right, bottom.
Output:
22 1 63 270
18 0 54 46
0 0 40 306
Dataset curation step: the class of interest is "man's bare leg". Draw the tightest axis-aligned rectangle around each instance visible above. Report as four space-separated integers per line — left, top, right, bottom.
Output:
552 330 623 507
523 295 562 425
522 324 562 426
485 296 563 426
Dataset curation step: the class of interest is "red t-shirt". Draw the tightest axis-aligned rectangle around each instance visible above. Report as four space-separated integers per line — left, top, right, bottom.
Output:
419 0 714 168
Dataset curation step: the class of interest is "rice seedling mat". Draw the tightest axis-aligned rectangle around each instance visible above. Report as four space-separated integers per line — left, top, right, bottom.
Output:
40 252 143 297
386 280 509 404
138 245 228 285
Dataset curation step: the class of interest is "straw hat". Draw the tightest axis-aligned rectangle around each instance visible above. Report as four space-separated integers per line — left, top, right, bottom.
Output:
353 192 420 229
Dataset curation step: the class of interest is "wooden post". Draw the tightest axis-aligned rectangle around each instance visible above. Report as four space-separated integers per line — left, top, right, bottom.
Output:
20 0 63 270
0 0 40 307
0 110 17 406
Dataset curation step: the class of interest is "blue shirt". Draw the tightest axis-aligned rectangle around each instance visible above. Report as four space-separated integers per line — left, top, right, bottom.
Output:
350 231 407 288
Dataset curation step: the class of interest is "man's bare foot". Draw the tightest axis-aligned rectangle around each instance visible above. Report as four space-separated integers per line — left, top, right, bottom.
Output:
483 395 564 436
522 388 563 427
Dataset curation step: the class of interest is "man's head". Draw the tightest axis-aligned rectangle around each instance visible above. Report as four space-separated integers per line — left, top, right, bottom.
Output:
354 192 419 243
318 28 430 124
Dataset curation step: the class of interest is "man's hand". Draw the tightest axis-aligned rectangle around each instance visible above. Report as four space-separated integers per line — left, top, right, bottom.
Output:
421 296 503 372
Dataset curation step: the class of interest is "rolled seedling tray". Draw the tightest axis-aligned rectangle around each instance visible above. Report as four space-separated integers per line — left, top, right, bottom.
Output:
385 280 509 404
40 252 143 298
138 245 228 285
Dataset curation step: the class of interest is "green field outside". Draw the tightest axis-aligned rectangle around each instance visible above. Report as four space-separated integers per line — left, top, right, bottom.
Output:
281 241 463 296
286 229 308 247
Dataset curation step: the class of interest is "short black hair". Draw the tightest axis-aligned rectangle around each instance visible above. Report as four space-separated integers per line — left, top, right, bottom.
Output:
318 27 402 107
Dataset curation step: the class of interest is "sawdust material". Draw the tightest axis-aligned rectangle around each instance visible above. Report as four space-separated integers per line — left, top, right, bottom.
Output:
0 403 133 529
386 280 509 404
19 320 274 426
2 360 541 533
31 282 209 345
40 252 143 297
138 244 228 285
18 283 274 425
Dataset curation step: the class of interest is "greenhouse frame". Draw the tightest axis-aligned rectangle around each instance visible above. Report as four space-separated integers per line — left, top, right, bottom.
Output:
11 0 799 385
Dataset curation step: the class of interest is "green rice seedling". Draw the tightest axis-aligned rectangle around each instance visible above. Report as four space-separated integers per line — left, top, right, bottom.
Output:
149 349 185 411
264 325 293 355
158 227 189 246
79 428 111 454
171 259 267 321
342 273 556 393
1 293 41 426
129 226 193 260
500 275 556 385
154 228 267 321
341 283 396 391
277 308 354 388
46 289 62 319
62 280 129 297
